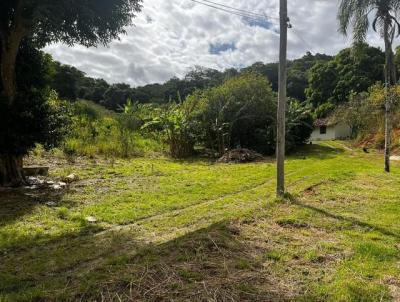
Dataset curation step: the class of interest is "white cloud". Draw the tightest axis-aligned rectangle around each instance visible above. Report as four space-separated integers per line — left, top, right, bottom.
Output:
44 0 389 87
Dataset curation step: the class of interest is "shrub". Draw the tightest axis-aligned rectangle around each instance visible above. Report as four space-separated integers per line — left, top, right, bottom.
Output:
143 99 199 158
189 73 313 155
63 100 162 158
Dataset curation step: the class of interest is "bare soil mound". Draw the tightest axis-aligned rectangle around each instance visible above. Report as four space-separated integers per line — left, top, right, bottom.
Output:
217 148 263 163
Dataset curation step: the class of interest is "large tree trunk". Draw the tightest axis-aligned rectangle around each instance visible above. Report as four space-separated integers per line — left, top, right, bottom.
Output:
383 22 394 173
0 29 25 186
0 154 25 187
1 35 20 104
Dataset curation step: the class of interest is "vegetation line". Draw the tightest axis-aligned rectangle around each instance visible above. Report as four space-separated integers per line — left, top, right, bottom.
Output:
96 168 306 236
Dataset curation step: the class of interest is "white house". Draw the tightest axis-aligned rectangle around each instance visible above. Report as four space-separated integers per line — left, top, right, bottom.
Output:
310 118 351 141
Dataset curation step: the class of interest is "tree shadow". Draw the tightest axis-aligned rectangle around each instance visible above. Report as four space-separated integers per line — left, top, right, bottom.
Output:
289 143 345 160
0 186 67 226
293 200 400 240
1 220 296 302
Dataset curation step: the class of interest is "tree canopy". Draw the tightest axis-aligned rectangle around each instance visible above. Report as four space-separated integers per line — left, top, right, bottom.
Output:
0 0 142 47
0 0 143 186
306 44 385 116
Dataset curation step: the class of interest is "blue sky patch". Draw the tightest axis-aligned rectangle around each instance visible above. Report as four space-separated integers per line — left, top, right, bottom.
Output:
243 17 274 30
209 42 237 55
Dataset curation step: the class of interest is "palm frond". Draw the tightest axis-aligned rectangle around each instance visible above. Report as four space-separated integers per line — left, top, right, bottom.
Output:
338 0 400 42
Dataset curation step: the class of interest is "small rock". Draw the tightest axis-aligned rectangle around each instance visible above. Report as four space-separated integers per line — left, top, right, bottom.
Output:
45 201 58 207
52 182 66 190
63 174 78 183
27 177 44 185
25 185 38 190
85 216 97 223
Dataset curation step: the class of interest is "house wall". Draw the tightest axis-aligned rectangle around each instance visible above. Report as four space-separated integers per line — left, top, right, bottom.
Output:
310 126 336 141
334 122 351 139
310 122 352 141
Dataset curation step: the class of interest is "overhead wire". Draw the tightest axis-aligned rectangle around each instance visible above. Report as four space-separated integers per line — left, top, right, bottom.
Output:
291 28 317 54
186 0 325 55
199 0 279 20
188 0 279 25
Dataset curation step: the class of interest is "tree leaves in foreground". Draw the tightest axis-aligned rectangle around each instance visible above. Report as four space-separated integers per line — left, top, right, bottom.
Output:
0 0 143 186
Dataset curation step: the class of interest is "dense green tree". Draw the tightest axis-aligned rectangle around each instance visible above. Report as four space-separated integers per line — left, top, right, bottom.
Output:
48 55 332 109
102 83 132 111
243 53 332 102
196 73 276 155
81 78 110 103
0 43 70 185
52 63 85 100
306 61 339 109
191 73 313 155
0 0 142 185
338 0 400 172
242 62 280 91
306 44 385 115
288 52 333 102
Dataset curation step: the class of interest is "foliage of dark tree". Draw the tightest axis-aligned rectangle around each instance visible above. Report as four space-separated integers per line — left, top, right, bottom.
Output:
306 44 385 116
81 78 110 103
50 53 329 111
191 73 313 155
51 63 84 100
0 43 70 185
102 83 132 110
48 44 386 125
0 0 142 185
242 52 332 102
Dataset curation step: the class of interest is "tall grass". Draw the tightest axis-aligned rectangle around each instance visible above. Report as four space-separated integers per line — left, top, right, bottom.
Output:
63 100 164 158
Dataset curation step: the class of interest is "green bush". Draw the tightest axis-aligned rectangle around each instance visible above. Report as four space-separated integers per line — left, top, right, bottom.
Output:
63 100 163 158
143 99 199 159
188 73 313 155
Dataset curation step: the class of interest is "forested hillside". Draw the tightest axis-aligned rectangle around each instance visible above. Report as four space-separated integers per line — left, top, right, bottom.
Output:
50 43 387 115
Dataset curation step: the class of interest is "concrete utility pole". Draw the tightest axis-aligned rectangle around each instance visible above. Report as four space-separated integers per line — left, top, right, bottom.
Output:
276 0 288 197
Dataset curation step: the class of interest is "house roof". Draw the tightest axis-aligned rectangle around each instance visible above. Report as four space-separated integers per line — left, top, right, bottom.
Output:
314 118 337 127
314 118 329 127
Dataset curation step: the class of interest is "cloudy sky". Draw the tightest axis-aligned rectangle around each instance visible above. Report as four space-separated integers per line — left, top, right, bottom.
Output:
45 0 385 87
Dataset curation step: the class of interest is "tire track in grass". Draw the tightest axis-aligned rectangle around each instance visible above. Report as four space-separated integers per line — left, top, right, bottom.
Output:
56 167 335 282
5 155 360 298
97 167 320 237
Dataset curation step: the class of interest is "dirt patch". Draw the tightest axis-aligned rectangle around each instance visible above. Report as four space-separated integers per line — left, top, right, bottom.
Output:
302 180 330 197
217 149 263 164
385 277 400 302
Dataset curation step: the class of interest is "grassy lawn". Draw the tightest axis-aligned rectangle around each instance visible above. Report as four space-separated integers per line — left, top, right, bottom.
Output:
1 142 399 301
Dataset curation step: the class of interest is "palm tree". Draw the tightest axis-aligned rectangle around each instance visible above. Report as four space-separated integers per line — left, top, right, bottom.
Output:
338 0 400 172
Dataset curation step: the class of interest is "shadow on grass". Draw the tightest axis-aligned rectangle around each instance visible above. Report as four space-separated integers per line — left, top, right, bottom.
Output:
290 143 345 160
0 187 66 226
174 143 345 165
0 221 295 302
293 200 400 240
